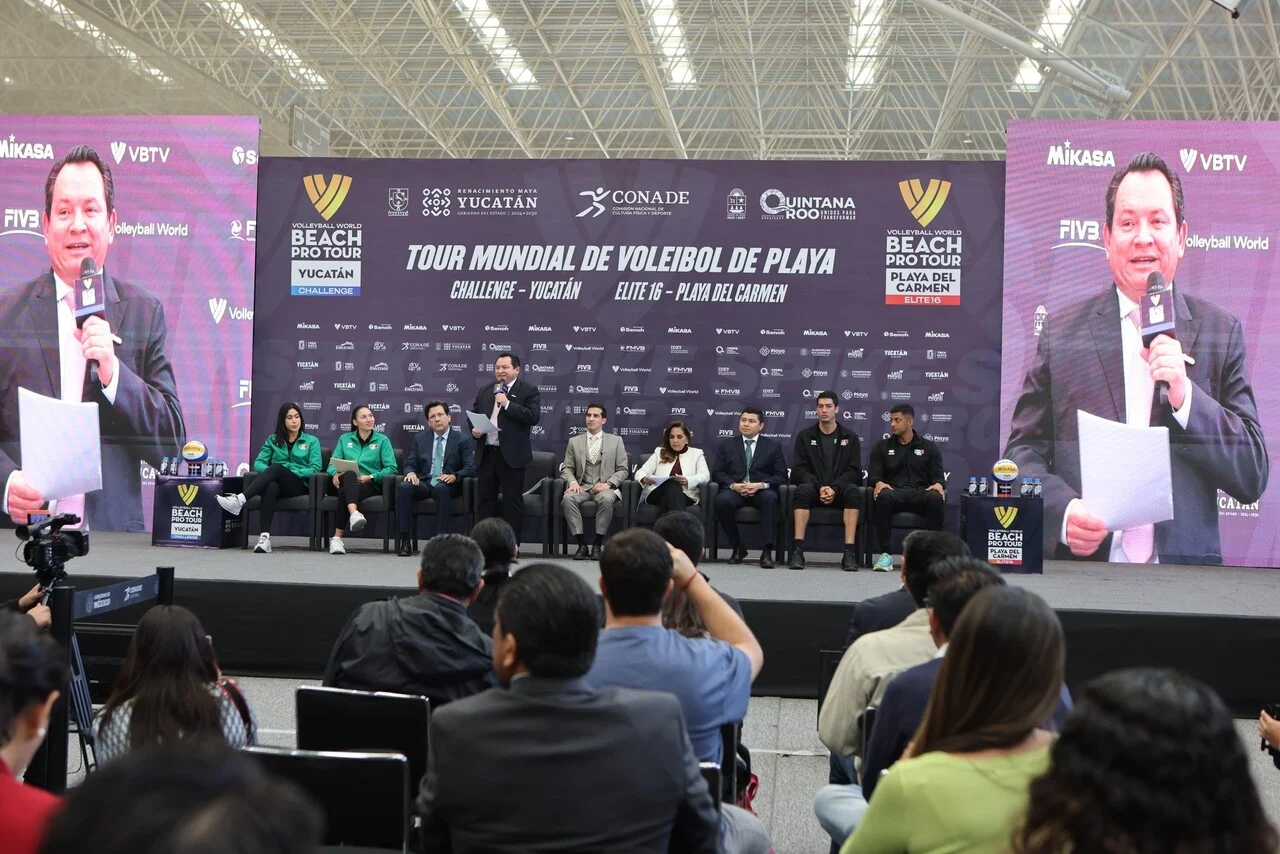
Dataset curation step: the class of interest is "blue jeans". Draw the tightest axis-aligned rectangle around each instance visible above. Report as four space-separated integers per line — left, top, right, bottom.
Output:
813 783 868 846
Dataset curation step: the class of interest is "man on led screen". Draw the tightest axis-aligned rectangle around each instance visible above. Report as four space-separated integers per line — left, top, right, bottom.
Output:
0 145 184 531
1004 151 1266 565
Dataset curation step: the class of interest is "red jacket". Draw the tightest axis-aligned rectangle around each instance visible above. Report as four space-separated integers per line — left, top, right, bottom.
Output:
0 756 60 854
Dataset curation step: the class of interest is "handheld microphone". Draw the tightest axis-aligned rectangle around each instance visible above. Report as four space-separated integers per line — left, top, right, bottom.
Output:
1140 271 1175 408
75 258 107 381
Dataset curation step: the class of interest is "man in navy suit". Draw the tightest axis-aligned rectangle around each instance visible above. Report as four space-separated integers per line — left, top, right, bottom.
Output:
1006 152 1267 564
712 406 788 568
0 145 184 532
396 401 477 555
470 352 540 536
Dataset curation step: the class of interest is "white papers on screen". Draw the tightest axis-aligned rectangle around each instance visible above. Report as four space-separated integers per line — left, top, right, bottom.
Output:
1077 410 1174 530
18 387 102 500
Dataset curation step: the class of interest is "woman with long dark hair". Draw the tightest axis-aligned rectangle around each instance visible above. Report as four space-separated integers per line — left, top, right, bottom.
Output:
1014 668 1278 854
217 402 322 553
467 517 519 636
95 606 255 764
635 421 710 518
324 404 398 554
842 586 1064 854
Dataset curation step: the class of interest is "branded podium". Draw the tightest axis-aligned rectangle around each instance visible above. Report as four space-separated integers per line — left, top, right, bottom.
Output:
151 476 244 549
960 494 1044 574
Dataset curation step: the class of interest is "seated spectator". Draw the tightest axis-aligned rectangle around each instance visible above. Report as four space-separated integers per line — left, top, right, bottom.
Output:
324 533 495 705
467 518 519 637
39 742 322 854
585 528 772 854
654 510 744 638
814 558 1008 844
843 563 917 649
415 563 721 853
841 586 1065 854
0 611 67 854
818 531 968 785
95 606 255 765
1015 668 1279 854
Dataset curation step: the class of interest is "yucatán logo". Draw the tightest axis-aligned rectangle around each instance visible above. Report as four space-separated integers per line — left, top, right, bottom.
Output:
303 173 353 220
422 188 451 216
898 179 952 227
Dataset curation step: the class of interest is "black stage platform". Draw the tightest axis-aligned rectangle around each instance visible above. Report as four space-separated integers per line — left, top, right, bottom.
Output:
3 533 1277 714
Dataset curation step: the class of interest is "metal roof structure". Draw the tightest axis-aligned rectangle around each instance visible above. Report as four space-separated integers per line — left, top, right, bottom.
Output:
0 0 1274 159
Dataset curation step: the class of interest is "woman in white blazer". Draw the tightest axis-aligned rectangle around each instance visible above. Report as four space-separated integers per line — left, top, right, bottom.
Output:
636 421 710 518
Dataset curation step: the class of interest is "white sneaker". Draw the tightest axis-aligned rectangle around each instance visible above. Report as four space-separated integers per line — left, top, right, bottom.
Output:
348 511 367 533
216 493 246 515
253 532 272 554
329 537 346 555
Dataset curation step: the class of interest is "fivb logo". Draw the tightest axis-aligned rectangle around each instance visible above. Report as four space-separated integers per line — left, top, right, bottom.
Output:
303 174 353 221
177 484 200 506
1178 148 1247 173
898 179 951 227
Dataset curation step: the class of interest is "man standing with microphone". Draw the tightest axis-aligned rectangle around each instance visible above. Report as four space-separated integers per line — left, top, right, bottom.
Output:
470 352 540 538
1005 152 1267 564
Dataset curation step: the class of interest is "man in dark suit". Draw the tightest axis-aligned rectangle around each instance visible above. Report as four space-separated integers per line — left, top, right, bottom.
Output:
469 352 540 536
790 391 864 571
712 405 788 568
1006 152 1267 565
395 400 476 556
0 145 183 532
415 563 720 854
843 585 915 649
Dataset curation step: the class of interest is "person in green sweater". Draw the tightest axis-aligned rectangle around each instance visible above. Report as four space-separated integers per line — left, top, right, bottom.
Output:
217 403 321 554
325 404 398 555
842 586 1064 854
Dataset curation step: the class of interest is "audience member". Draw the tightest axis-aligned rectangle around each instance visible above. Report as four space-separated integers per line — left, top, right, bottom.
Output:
1016 668 1279 854
585 528 772 854
95 605 255 765
818 531 967 784
654 510 743 638
416 563 721 853
39 742 322 854
841 586 1065 854
842 562 919 649
0 611 67 854
3 584 51 628
466 517 519 637
324 533 495 705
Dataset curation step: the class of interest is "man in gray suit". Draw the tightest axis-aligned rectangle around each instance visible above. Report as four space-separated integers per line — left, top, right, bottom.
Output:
560 403 629 560
416 563 720 854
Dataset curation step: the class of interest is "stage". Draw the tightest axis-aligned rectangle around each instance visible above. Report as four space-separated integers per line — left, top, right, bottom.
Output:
2 533 1278 713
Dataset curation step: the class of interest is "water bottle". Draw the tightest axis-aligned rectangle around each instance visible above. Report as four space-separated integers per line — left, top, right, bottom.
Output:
967 476 977 495
978 477 988 496
1033 477 1043 497
159 457 171 477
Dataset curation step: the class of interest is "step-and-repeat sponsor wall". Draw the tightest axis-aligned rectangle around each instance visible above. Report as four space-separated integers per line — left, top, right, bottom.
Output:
253 159 1005 507
0 116 259 531
1001 120 1280 567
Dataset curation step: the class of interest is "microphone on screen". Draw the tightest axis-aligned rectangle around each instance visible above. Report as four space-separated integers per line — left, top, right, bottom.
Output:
1140 271 1176 408
75 257 107 381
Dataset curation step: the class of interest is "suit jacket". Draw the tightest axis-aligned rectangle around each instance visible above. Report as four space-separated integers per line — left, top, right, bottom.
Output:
861 656 1073 798
1005 286 1268 564
403 428 476 481
0 270 184 531
844 586 916 648
561 431 629 491
791 423 863 487
416 676 720 854
711 434 788 490
471 378 540 469
636 447 711 503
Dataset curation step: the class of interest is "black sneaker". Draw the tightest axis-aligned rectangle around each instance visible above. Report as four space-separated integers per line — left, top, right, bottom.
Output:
788 547 806 570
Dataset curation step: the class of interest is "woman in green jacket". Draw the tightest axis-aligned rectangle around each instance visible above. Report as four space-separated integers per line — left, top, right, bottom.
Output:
217 402 321 553
325 404 398 554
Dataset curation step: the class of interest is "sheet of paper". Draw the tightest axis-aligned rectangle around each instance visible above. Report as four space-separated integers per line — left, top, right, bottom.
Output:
330 457 359 474
467 411 500 434
646 475 673 486
1077 410 1174 530
18 387 103 500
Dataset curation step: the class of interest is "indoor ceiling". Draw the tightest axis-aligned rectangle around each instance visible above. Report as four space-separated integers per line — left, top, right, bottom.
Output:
0 0 1274 160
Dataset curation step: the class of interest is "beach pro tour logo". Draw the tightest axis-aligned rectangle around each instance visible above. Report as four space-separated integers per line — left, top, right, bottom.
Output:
177 484 200 506
304 174 353 221
898 179 951 227
994 506 1018 529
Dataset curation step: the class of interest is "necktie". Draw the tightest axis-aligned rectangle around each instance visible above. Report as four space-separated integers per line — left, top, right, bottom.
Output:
588 433 601 464
56 289 86 528
429 435 445 486
744 439 755 476
1122 307 1154 562
488 385 507 446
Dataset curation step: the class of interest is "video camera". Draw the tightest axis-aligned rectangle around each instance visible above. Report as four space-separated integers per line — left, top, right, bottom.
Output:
17 513 88 587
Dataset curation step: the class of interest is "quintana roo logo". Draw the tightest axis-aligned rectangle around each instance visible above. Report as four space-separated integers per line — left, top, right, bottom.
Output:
994 506 1019 529
177 483 200 505
304 174 353 220
898 178 952 227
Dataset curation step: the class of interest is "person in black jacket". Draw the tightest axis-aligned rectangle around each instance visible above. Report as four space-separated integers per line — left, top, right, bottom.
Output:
470 352 540 535
868 403 946 571
466 517 518 637
712 406 789 568
323 534 495 706
790 391 864 571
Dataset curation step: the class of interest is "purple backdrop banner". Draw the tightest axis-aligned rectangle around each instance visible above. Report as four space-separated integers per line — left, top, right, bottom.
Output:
0 116 259 532
253 159 1005 509
1000 120 1279 567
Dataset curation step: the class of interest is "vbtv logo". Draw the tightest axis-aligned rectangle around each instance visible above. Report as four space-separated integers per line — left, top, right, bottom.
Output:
303 174 353 220
898 179 952 227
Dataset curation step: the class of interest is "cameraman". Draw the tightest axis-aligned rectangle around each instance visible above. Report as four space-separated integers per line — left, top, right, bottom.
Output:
3 586 51 629
1260 709 1280 752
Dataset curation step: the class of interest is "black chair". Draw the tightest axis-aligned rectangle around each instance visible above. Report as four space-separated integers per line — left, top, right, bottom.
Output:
781 484 871 568
554 469 630 555
816 648 844 727
239 465 324 551
718 720 740 802
295 685 431 802
406 476 476 550
867 509 933 565
698 762 722 814
857 705 877 764
479 450 559 554
319 447 404 553
708 484 789 563
245 746 409 851
621 446 715 556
